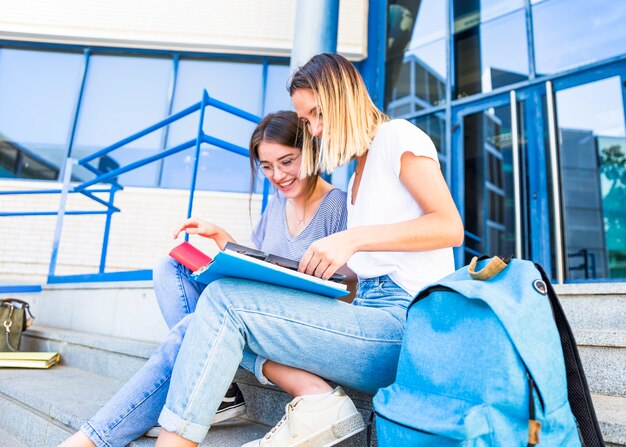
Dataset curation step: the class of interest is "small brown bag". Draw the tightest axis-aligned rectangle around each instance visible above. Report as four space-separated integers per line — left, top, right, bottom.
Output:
1 299 35 352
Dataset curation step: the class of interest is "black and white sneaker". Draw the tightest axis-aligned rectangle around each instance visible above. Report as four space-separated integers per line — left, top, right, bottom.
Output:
213 382 247 423
144 382 247 437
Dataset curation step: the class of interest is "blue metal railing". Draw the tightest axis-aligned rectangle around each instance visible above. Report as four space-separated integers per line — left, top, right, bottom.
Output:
1 90 265 284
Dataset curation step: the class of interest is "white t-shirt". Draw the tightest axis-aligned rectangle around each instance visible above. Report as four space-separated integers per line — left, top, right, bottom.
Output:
346 119 455 296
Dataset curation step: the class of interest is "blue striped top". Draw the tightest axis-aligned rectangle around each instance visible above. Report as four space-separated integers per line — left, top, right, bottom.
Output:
251 188 348 260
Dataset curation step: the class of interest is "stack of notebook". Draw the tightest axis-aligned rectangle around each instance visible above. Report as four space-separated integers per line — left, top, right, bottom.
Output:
0 352 60 369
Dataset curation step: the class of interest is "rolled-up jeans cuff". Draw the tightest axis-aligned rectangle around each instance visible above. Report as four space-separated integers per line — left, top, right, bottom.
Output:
254 356 275 386
158 405 209 443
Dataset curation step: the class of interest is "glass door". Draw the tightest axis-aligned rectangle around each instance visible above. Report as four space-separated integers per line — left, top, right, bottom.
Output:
548 64 626 281
452 92 531 266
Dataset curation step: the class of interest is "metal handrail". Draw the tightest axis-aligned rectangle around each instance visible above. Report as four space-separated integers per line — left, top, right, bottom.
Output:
1 89 264 284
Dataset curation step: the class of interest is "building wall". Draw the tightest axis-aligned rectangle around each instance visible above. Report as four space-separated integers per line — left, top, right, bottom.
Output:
0 180 262 283
0 0 368 60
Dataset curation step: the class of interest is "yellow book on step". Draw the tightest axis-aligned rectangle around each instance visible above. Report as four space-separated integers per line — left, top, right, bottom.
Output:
0 352 60 369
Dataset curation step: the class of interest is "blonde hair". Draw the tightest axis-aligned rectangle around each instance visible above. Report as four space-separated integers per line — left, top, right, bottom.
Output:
288 53 388 176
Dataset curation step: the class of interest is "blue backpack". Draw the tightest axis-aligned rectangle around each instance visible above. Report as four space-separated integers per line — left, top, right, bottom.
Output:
373 256 604 447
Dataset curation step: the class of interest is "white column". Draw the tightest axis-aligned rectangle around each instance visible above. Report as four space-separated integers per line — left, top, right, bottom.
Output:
290 0 340 73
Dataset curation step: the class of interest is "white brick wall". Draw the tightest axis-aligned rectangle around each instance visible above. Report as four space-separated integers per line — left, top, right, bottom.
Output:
0 180 262 283
0 0 368 60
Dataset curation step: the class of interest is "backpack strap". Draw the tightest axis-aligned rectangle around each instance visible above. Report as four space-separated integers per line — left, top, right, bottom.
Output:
366 411 375 447
534 263 605 447
527 373 542 446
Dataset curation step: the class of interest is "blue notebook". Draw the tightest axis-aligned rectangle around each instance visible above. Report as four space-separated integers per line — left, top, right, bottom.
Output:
192 248 349 299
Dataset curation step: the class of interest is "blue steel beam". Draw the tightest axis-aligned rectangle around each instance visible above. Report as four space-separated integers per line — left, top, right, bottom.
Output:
74 138 197 191
78 101 202 164
185 92 209 225
0 211 112 217
63 48 91 181
205 94 261 124
0 188 112 195
77 189 121 212
201 134 250 157
47 270 153 284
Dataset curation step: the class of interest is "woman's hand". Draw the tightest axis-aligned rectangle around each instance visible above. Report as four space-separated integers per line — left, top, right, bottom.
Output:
298 231 357 280
172 217 235 250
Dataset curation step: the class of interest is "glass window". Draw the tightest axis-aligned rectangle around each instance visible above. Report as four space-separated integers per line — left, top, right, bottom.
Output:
161 58 263 193
454 10 529 98
72 54 172 186
453 0 524 33
533 0 626 74
386 0 447 111
264 63 293 114
0 48 83 180
554 76 626 280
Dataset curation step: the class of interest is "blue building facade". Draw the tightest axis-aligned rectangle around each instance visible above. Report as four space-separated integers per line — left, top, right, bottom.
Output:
1 0 625 283
383 0 626 282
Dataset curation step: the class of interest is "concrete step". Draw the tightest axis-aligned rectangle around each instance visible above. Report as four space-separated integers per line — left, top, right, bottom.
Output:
21 326 157 382
594 394 626 447
20 325 626 444
15 281 167 343
19 326 373 447
0 364 268 447
16 281 626 341
0 365 623 447
575 329 626 397
16 281 626 340
0 427 28 447
12 281 626 446
25 322 626 402
555 282 626 331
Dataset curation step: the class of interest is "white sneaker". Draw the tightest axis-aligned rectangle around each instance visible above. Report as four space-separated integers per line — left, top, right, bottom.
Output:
241 387 365 447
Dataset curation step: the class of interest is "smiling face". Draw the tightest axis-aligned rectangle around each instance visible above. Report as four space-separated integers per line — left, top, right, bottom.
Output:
291 89 323 138
257 141 306 199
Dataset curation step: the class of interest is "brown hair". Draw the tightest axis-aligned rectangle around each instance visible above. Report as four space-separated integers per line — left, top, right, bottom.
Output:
288 53 388 176
249 110 318 199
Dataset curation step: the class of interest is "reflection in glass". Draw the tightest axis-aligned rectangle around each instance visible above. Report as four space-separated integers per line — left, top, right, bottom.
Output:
453 0 524 33
412 113 447 155
454 10 529 98
462 103 525 264
387 39 446 117
0 48 83 180
555 76 626 279
533 0 626 74
73 54 172 186
161 59 263 192
386 0 447 112
411 113 448 181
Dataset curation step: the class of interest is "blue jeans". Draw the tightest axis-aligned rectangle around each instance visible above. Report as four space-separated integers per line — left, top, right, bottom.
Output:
159 275 411 443
153 256 205 329
80 257 262 447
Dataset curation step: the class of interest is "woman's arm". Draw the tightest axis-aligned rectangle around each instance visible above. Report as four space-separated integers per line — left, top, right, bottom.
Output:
299 154 464 279
173 217 236 250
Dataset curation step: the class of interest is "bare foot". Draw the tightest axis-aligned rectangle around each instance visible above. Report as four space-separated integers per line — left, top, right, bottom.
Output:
58 431 96 447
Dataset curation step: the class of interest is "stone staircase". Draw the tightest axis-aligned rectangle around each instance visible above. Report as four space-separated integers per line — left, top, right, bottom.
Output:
0 281 624 446
0 283 372 447
556 282 626 447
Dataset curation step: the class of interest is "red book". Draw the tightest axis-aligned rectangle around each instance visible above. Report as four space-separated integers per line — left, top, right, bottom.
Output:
169 242 213 272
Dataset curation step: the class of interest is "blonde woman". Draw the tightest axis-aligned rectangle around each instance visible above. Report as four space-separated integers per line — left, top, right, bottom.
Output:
140 53 463 447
